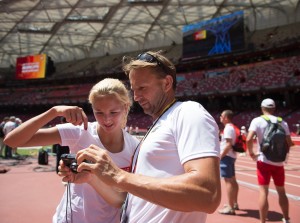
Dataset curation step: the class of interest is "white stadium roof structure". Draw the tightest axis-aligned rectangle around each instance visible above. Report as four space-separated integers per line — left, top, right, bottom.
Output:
0 0 299 69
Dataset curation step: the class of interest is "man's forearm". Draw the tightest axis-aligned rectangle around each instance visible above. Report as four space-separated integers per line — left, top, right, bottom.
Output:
116 157 221 213
89 176 126 208
246 140 257 160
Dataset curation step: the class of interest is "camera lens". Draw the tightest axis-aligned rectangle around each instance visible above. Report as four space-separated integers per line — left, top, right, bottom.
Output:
70 161 78 173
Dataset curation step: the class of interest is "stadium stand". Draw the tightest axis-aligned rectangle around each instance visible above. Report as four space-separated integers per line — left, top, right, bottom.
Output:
0 14 299 134
1 51 300 133
174 55 300 98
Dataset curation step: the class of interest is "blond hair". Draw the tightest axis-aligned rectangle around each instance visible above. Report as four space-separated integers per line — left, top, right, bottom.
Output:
88 78 132 128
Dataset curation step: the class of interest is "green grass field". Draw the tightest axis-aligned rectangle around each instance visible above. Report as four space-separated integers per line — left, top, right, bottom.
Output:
17 146 53 156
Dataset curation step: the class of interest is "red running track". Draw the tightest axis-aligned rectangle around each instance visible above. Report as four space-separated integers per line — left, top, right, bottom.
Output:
0 144 299 223
208 143 300 223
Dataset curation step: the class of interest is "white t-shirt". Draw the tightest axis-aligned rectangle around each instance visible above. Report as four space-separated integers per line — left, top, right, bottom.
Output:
126 101 220 223
53 122 139 223
220 123 237 159
248 115 290 166
3 121 16 135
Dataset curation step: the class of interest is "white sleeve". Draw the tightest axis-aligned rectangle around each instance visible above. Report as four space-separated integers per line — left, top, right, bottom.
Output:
56 123 82 147
174 102 220 164
223 125 235 142
248 118 258 133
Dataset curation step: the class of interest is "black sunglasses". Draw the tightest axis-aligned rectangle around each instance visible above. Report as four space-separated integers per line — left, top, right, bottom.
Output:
136 53 167 73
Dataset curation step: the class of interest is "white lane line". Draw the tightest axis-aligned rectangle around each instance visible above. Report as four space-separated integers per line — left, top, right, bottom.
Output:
285 173 300 179
236 160 300 167
237 180 300 201
235 163 300 179
236 171 300 188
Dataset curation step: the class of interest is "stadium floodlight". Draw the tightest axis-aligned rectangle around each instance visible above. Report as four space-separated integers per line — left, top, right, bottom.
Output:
128 0 162 3
66 15 106 22
17 23 54 33
66 7 109 22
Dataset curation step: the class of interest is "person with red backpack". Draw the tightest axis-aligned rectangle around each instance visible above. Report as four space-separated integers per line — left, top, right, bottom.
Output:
218 110 240 215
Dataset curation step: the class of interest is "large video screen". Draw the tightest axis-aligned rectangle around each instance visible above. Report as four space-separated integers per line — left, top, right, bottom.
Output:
182 11 245 60
15 54 47 80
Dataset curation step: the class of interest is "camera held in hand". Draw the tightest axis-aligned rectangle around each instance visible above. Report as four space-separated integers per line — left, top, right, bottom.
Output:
61 154 80 173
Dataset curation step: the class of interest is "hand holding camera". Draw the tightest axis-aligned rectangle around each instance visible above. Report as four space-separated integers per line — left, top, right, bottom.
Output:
59 153 94 184
61 153 80 173
61 153 92 173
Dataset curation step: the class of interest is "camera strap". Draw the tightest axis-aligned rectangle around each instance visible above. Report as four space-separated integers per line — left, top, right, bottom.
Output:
66 181 73 223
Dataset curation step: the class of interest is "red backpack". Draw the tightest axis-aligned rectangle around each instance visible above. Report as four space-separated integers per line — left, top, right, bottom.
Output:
229 124 247 153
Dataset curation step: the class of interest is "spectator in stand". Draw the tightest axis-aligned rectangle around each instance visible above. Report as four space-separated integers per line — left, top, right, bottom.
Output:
239 126 248 157
3 116 16 159
0 117 9 157
129 125 133 135
240 126 247 136
246 98 294 223
135 126 139 135
12 117 22 156
15 117 22 127
218 110 239 215
4 78 140 223
296 123 300 135
73 50 221 223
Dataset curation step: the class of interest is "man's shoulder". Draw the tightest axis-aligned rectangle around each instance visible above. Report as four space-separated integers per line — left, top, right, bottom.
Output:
248 116 264 131
224 123 236 136
176 100 210 112
251 115 266 122
224 123 235 130
176 101 216 122
176 100 199 107
260 115 285 124
3 121 14 128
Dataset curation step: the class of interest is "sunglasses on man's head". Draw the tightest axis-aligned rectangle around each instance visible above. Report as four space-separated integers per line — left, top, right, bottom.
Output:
136 53 160 64
136 53 166 72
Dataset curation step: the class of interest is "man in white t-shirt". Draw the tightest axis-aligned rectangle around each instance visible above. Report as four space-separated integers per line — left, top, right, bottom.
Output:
246 98 294 223
218 110 239 215
3 116 16 158
0 117 9 157
76 51 221 223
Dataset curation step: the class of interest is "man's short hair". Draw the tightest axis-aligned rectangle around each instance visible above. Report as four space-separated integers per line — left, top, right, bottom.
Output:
222 110 234 121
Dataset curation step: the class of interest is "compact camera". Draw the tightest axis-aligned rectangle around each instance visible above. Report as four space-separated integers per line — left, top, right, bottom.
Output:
61 153 80 173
